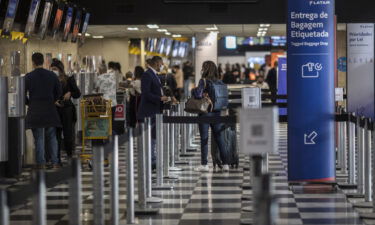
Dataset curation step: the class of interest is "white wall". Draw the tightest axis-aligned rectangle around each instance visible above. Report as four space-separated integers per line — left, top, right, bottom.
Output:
195 32 218 85
218 56 246 66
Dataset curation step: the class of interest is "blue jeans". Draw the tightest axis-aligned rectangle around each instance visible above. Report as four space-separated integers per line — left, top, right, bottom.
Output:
32 127 58 165
184 79 190 99
198 112 228 165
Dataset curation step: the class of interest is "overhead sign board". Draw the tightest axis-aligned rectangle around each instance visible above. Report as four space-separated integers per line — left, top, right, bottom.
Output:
241 87 261 109
239 107 278 155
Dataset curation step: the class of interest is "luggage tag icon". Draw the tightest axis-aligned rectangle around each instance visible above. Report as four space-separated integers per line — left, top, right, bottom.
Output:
302 62 323 78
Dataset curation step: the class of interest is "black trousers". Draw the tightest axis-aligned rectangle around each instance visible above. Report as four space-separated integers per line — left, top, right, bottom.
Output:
57 105 76 159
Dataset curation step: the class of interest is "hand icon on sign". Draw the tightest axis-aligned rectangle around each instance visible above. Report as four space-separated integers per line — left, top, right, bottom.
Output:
302 62 323 78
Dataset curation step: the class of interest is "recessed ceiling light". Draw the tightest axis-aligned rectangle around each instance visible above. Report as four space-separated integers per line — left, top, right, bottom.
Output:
172 34 182 38
157 29 168 32
165 32 171 35
258 28 268 31
206 24 218 31
147 24 159 29
92 35 104 39
85 33 91 37
127 27 139 31
260 24 271 27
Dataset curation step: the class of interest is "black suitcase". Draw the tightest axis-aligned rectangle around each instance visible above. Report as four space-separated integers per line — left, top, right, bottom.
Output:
211 125 239 169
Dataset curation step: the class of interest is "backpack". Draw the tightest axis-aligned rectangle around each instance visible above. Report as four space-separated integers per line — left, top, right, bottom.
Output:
208 80 229 111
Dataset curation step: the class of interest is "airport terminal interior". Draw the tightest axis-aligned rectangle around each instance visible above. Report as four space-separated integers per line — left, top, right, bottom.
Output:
1 0 375 224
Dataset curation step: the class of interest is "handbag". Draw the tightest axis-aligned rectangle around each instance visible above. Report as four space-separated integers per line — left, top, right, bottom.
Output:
184 97 212 114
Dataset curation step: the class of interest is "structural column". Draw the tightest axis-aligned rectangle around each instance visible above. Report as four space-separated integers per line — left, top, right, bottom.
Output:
194 32 218 85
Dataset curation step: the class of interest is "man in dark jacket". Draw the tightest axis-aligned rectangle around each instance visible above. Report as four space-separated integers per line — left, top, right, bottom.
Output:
266 61 278 92
137 56 169 167
25 53 62 169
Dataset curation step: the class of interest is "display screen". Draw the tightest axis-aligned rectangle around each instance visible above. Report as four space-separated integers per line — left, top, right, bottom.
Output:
38 0 53 40
80 12 90 40
2 0 19 35
71 10 82 43
271 36 287 46
51 3 65 38
25 0 41 37
164 0 257 2
172 41 180 57
62 7 73 42
165 39 173 56
225 36 237 49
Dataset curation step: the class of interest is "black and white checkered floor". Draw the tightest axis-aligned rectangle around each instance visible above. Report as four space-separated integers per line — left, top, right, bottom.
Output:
2 123 374 224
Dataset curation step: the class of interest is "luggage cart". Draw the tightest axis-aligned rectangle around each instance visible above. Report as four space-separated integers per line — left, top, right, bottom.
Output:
80 94 112 166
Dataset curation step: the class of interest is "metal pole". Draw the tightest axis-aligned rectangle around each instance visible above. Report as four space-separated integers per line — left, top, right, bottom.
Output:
263 153 269 173
337 119 344 172
0 189 9 225
348 113 357 185
341 109 348 174
181 105 187 156
175 106 181 162
69 159 82 225
137 125 147 209
364 119 372 202
111 135 119 225
92 141 104 225
251 155 264 198
144 118 163 203
254 174 279 225
170 110 182 172
33 170 46 225
0 77 8 163
126 129 135 224
357 117 365 195
156 114 164 186
163 112 170 177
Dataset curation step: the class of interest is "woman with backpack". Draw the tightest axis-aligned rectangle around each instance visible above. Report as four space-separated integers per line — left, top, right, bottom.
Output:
192 61 229 172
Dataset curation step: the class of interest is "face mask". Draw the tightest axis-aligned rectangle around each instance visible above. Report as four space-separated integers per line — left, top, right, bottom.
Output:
52 70 59 76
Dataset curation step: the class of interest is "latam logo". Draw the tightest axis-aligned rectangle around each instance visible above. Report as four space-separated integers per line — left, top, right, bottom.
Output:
308 0 330 6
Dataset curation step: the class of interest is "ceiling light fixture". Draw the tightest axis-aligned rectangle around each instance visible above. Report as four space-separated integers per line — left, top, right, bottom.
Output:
147 24 159 29
92 35 104 39
165 32 171 35
260 24 271 27
206 24 218 31
157 29 168 32
127 27 139 31
258 28 268 31
172 34 182 38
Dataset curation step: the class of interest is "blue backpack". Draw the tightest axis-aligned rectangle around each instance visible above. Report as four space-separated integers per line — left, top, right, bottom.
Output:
208 80 229 111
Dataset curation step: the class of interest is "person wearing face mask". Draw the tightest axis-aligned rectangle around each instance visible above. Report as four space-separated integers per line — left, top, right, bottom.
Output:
137 56 169 169
51 59 81 162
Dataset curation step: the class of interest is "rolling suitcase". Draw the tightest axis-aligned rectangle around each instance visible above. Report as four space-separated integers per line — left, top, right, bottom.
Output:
211 125 239 169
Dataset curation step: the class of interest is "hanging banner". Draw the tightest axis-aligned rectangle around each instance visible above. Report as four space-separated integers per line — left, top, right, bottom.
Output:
347 23 374 119
287 0 335 182
277 56 287 116
2 0 19 36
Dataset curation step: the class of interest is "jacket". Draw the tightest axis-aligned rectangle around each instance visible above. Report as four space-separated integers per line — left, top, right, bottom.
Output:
25 68 62 129
137 69 163 120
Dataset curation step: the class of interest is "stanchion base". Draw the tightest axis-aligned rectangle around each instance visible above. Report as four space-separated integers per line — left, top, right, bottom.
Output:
242 194 252 201
240 218 253 225
169 166 183 171
164 175 179 180
175 160 190 165
186 148 198 152
180 153 195 157
345 192 364 198
242 206 253 212
338 183 357 189
353 201 373 208
146 197 163 203
153 185 174 190
360 212 375 219
135 207 159 215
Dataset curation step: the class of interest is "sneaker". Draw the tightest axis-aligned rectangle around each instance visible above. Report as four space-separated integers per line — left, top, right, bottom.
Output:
194 165 209 172
222 165 229 172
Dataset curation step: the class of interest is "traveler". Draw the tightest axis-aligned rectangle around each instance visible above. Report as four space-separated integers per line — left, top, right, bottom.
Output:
252 75 270 89
172 65 183 100
128 66 143 128
266 61 278 92
114 62 124 88
137 56 169 168
223 69 240 84
51 58 81 161
182 61 194 99
192 61 229 172
25 53 62 169
260 55 272 79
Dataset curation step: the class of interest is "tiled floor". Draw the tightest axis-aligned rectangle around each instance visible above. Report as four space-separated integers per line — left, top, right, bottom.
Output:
1 123 371 224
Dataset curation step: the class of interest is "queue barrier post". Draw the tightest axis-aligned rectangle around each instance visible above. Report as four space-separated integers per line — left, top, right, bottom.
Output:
126 128 135 224
175 104 189 165
69 159 82 225
357 117 366 196
92 141 105 225
154 114 173 190
169 109 182 172
163 110 179 180
0 189 9 225
348 113 357 186
33 170 46 225
144 118 163 203
111 135 119 225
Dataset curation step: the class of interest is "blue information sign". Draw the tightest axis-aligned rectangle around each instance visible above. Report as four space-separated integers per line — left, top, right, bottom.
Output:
277 56 287 116
287 0 335 182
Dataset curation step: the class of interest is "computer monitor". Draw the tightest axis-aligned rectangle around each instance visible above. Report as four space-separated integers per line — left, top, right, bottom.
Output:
38 0 54 40
62 6 73 42
2 0 20 36
71 9 82 43
24 0 41 37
